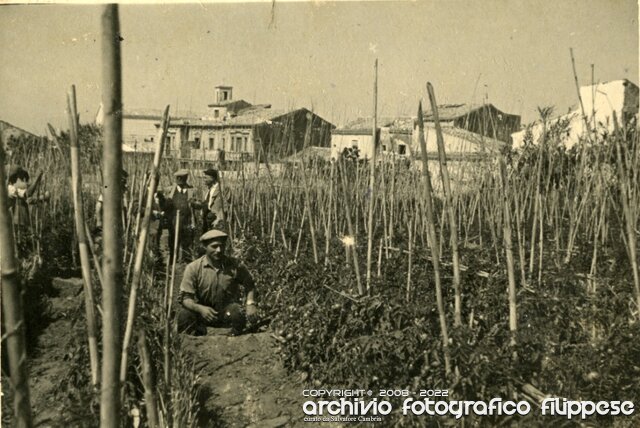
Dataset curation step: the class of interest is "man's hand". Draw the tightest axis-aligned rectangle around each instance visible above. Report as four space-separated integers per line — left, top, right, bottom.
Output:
198 306 218 323
246 304 258 323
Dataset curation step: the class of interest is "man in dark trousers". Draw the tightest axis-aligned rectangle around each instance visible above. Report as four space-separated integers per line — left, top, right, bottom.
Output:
165 169 197 263
177 229 258 336
201 168 225 233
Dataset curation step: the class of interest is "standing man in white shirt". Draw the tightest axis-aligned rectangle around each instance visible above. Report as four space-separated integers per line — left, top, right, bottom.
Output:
201 168 225 233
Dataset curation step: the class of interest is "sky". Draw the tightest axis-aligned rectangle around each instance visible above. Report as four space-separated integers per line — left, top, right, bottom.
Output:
0 0 638 135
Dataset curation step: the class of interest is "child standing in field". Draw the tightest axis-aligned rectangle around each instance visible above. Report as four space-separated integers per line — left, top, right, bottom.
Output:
6 165 47 257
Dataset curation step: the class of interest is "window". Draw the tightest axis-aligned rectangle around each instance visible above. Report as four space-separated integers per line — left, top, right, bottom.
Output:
382 145 387 152
194 137 201 149
214 109 219 118
243 136 248 152
398 144 406 155
208 137 214 150
222 137 226 150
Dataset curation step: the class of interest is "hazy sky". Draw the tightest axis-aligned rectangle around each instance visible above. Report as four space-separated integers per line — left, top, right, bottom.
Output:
0 0 637 134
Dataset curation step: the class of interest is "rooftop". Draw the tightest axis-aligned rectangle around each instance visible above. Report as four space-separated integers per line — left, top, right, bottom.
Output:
122 108 205 121
207 99 252 108
427 123 505 152
335 116 414 134
169 106 286 127
422 103 485 121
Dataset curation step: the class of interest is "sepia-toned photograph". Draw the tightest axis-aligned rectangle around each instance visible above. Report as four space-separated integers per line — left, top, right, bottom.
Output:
1 0 638 426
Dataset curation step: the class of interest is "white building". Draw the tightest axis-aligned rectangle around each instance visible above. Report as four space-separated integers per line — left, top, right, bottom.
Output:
330 116 504 161
512 79 639 149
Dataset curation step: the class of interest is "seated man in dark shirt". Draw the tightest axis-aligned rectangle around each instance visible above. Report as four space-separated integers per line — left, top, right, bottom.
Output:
177 229 257 336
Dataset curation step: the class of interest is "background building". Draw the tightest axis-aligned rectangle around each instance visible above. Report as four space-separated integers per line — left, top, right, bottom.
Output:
512 79 639 149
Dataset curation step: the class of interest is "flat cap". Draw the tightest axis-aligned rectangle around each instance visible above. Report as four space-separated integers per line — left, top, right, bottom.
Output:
174 169 189 177
200 229 228 242
203 168 219 178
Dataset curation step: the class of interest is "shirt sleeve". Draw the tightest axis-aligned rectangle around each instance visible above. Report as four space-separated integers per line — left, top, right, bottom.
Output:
180 262 198 295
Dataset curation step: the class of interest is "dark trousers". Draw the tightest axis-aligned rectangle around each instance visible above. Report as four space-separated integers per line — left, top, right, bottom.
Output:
177 303 246 336
168 226 194 264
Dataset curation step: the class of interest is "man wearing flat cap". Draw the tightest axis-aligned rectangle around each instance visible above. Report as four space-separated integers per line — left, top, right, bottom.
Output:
201 168 225 233
177 229 258 336
165 169 198 263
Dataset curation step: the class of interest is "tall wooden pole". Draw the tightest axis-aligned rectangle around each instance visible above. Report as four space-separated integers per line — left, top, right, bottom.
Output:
120 106 170 386
365 59 378 293
101 4 124 426
499 156 518 344
426 83 462 326
68 85 100 385
0 150 33 428
417 102 451 375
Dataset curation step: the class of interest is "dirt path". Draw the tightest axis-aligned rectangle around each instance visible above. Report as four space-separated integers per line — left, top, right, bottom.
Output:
30 277 84 427
182 329 310 427
7 277 314 427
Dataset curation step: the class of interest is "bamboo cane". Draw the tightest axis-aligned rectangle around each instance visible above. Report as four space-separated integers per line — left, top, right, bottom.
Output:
298 115 319 264
120 106 170 386
612 112 640 313
417 101 451 375
0 150 33 428
569 48 593 144
164 209 181 413
498 156 518 346
294 205 307 262
84 218 104 287
67 86 100 386
137 329 160 428
406 216 413 302
101 5 124 425
338 157 364 295
365 59 378 293
427 83 462 327
324 160 335 265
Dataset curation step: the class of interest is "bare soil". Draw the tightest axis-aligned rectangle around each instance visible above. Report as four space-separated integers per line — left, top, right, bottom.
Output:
183 329 308 427
4 277 315 427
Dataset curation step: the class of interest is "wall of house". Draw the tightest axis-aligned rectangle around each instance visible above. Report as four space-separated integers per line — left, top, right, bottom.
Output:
512 80 639 149
253 111 333 162
185 127 254 160
331 133 375 159
410 125 490 155
380 129 412 157
453 107 520 143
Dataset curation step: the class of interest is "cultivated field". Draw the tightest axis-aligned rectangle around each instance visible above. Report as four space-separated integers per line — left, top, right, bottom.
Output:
1 101 639 426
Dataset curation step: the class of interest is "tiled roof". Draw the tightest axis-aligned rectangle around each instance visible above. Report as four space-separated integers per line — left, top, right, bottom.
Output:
168 107 285 128
123 108 205 121
335 116 413 134
167 107 334 129
430 123 505 152
423 104 483 121
207 99 251 108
